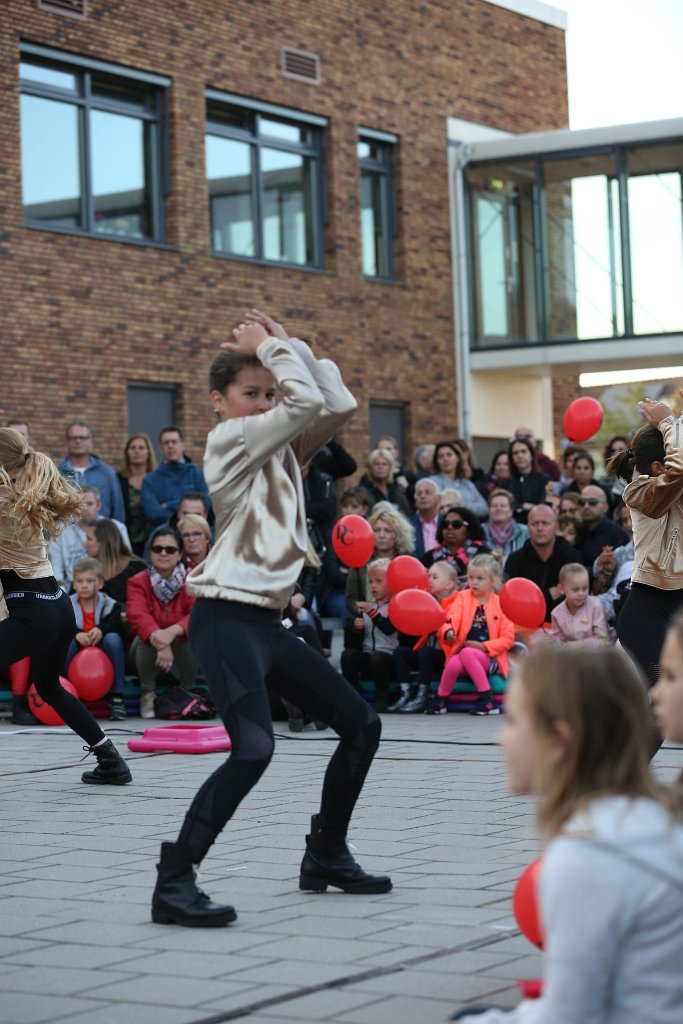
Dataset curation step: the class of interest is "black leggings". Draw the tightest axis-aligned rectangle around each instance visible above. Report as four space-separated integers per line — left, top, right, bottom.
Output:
617 583 683 686
177 599 382 864
0 571 104 747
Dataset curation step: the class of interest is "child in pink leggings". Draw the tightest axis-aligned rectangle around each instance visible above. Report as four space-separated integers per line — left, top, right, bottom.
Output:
426 553 514 716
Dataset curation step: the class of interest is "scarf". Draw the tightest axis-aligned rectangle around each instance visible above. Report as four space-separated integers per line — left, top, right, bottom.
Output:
487 519 514 551
149 562 186 607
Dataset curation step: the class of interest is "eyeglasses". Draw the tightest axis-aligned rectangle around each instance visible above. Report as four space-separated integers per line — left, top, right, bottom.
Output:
181 532 204 540
150 545 180 555
68 434 90 442
443 519 465 529
577 497 601 507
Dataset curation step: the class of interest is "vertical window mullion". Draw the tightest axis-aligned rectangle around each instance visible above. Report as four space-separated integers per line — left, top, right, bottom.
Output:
81 75 93 232
253 140 262 259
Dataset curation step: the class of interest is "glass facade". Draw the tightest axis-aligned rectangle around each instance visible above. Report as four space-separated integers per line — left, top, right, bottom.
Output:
206 98 324 268
358 134 397 279
19 53 166 241
465 138 683 348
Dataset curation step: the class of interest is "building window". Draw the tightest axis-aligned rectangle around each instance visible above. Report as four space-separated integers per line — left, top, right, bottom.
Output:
206 92 327 268
19 45 169 242
358 129 398 279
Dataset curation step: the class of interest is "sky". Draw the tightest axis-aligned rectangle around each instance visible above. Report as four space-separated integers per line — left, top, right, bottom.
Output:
561 0 683 129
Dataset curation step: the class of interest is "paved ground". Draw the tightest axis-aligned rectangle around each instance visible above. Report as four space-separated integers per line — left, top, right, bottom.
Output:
1 709 681 1024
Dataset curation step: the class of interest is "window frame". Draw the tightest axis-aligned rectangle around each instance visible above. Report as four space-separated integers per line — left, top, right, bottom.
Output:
358 127 398 281
205 89 328 270
19 43 170 245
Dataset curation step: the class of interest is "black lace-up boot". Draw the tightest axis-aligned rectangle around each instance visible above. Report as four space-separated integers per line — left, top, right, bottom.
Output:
152 842 237 927
299 815 392 894
81 739 132 785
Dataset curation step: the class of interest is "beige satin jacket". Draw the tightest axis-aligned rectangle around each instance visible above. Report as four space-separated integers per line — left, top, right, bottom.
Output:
186 335 357 610
623 416 683 591
0 495 54 618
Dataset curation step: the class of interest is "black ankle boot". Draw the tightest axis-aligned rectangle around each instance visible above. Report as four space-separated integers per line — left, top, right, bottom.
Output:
152 841 237 927
81 738 132 785
299 815 392 894
11 694 39 726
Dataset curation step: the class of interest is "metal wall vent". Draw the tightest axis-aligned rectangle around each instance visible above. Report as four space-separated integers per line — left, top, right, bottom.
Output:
281 47 320 85
37 0 87 18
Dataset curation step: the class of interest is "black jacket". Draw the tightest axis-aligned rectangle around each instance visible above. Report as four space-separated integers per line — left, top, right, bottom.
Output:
504 536 581 620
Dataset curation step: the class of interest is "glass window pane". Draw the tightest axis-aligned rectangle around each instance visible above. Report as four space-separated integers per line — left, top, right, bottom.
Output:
543 153 622 340
206 101 252 133
21 94 82 227
259 118 305 144
262 147 314 265
360 169 387 277
358 141 371 160
629 170 683 334
206 135 256 256
91 75 149 111
475 195 508 337
20 61 77 92
91 110 151 238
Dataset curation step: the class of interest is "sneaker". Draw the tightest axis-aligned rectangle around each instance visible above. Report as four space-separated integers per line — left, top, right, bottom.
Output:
425 695 448 715
470 693 501 716
140 692 156 719
109 696 127 721
386 687 410 713
399 687 428 714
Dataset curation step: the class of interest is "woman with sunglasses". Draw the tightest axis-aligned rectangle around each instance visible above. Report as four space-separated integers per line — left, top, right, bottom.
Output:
422 506 490 580
126 525 197 719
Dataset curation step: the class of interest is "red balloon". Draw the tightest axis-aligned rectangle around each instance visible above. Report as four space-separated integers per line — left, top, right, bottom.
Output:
27 678 79 726
386 555 429 595
513 858 544 949
68 647 114 700
331 514 375 569
388 589 446 635
500 578 546 630
563 397 603 443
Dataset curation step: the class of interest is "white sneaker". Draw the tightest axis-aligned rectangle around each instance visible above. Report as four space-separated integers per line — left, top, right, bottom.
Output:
140 692 156 719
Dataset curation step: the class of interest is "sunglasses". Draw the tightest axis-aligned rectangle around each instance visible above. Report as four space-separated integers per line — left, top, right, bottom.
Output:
151 544 180 555
577 497 601 507
443 519 465 529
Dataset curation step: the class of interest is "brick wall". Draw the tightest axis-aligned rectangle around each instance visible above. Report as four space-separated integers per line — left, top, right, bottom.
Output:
0 0 569 469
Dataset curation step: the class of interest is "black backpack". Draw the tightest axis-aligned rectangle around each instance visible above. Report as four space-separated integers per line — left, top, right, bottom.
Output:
153 687 216 721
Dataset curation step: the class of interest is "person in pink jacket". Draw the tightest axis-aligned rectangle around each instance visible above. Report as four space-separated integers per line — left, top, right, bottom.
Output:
126 525 196 718
427 553 515 716
549 563 611 646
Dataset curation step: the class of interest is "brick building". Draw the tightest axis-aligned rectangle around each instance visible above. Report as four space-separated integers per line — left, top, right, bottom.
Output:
0 0 569 470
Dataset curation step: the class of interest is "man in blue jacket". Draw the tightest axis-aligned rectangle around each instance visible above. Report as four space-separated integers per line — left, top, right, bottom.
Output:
57 421 124 521
141 426 210 529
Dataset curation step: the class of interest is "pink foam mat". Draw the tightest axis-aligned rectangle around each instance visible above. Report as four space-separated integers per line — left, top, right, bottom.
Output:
128 724 231 754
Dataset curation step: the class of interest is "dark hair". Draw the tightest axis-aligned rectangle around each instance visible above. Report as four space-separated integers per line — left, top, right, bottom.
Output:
488 449 509 475
179 490 208 510
341 484 374 511
508 437 539 477
606 424 666 482
432 441 462 478
558 512 582 540
562 444 585 467
436 506 484 545
149 525 182 549
603 435 630 464
453 437 479 469
209 351 261 394
159 425 184 441
573 451 595 473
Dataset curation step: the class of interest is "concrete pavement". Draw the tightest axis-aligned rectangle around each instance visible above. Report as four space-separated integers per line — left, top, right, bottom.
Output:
1 711 681 1024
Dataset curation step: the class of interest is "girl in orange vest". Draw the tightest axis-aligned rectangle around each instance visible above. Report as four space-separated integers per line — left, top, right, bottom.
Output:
427 552 514 716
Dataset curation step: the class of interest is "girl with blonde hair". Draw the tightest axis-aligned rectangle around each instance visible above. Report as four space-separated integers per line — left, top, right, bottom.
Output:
454 644 683 1023
0 428 131 784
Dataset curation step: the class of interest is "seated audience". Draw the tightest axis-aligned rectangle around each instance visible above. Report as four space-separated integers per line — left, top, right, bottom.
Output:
141 426 210 530
452 644 683 1024
576 484 630 569
438 487 465 514
410 478 442 559
507 437 551 523
512 425 561 481
83 518 146 606
485 449 513 494
126 526 196 719
558 490 581 517
428 553 514 716
504 505 581 622
561 451 613 512
339 485 373 517
64 557 129 721
422 506 490 579
48 485 130 590
391 561 460 714
548 563 611 646
428 441 488 519
615 503 633 536
178 513 211 570
600 434 630 506
453 438 488 499
556 512 581 548
341 558 397 712
413 442 436 480
345 502 414 628
376 434 417 507
358 448 411 516
482 489 529 563
57 420 124 521
117 433 156 555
